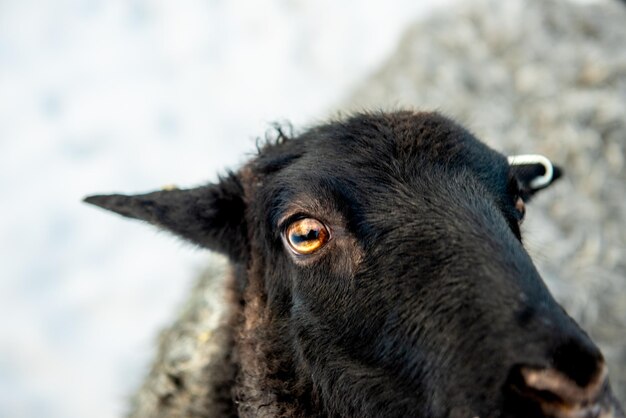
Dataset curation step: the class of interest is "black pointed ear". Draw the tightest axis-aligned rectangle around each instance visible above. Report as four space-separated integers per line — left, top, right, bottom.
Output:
508 154 562 201
84 172 248 262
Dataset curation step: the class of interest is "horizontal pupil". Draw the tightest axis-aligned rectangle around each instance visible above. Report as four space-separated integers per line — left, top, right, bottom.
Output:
290 229 319 244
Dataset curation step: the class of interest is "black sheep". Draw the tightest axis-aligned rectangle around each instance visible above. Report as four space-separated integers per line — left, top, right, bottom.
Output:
86 111 624 418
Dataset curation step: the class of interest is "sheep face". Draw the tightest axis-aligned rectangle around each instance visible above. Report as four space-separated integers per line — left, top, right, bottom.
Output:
86 111 624 418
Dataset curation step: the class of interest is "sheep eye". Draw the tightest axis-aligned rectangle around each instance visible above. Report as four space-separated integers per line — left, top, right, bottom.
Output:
508 176 526 225
285 218 330 255
515 196 526 224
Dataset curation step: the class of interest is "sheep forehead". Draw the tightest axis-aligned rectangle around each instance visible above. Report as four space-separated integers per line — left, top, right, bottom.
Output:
251 112 512 236
259 164 509 250
254 113 509 193
295 113 507 180
276 143 506 200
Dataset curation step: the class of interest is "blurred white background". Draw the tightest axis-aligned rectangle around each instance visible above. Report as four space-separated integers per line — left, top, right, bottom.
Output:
0 1 457 417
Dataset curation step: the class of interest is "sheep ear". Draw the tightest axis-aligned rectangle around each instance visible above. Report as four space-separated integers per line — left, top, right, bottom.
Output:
83 172 248 262
508 154 563 201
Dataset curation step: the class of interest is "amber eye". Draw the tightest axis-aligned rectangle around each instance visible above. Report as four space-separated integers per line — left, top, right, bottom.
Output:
285 218 330 255
515 196 526 224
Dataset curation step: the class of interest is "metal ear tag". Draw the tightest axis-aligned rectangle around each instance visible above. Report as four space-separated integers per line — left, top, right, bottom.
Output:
507 154 554 190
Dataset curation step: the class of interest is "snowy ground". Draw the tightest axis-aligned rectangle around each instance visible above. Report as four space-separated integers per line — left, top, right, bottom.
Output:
0 1 455 417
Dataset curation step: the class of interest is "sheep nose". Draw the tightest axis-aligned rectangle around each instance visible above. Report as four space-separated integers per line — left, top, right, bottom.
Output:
520 363 607 406
512 360 625 418
505 335 626 417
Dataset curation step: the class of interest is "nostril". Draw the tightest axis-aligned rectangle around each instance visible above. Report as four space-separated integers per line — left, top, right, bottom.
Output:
505 338 620 416
520 364 608 405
